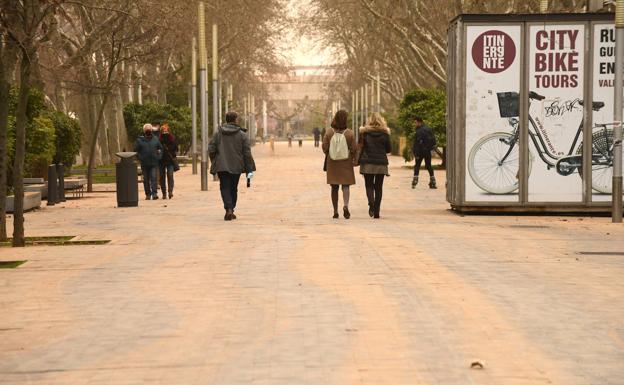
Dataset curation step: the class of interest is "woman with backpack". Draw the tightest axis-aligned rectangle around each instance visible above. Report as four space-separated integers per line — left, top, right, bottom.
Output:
323 110 356 219
359 113 392 219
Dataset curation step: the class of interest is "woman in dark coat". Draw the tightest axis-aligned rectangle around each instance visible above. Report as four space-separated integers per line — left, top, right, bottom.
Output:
159 124 178 199
322 110 356 219
359 113 392 218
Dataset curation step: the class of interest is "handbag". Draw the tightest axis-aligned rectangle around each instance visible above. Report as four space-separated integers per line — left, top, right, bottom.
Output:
353 133 365 167
163 142 180 172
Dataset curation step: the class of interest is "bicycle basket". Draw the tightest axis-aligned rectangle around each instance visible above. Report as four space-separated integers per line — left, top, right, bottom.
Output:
497 92 519 118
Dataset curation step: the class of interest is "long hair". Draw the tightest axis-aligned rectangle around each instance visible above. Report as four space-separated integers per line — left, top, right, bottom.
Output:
331 109 348 131
367 112 388 129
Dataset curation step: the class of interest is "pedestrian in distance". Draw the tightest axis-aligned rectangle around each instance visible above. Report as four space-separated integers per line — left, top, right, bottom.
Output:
134 123 163 200
209 111 256 221
323 109 356 219
159 123 178 199
359 113 391 219
313 127 321 148
412 117 437 189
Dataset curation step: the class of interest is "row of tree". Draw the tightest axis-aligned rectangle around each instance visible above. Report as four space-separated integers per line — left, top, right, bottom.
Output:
0 0 288 246
303 0 590 109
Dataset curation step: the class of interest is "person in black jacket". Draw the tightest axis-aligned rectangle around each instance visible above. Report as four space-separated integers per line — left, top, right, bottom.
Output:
359 113 392 218
412 117 437 189
159 124 178 199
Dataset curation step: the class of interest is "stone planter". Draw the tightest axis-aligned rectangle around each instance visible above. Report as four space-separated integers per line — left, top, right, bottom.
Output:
6 192 42 213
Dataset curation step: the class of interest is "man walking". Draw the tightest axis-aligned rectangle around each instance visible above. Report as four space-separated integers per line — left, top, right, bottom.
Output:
209 111 256 221
412 117 437 189
313 127 321 147
134 124 163 200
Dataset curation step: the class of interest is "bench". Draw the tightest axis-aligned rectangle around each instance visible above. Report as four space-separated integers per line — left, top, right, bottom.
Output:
64 178 87 198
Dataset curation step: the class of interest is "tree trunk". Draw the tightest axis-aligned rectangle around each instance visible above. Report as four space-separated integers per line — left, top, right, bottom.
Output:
0 37 18 242
12 51 32 247
86 91 111 192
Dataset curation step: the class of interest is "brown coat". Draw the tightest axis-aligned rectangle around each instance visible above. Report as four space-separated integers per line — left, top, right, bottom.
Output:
323 128 356 185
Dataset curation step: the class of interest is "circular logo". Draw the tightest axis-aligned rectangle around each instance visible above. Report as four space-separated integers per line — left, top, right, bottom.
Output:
472 30 516 73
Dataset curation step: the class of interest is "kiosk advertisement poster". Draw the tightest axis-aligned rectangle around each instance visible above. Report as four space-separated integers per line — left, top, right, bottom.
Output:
465 25 522 202
527 24 585 202
592 23 619 201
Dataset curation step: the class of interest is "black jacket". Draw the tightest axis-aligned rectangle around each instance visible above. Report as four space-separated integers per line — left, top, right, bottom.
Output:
159 133 178 166
412 124 436 156
359 126 391 166
208 123 256 175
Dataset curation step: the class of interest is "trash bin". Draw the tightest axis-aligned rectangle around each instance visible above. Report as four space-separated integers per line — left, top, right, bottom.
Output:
115 152 138 207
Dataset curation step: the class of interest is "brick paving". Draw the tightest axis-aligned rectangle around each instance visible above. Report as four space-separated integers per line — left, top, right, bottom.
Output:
0 142 622 385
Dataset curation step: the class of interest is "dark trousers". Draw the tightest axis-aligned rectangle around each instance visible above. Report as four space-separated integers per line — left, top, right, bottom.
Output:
364 174 385 212
218 172 241 210
160 164 174 196
141 164 158 197
314 138 320 147
414 152 434 177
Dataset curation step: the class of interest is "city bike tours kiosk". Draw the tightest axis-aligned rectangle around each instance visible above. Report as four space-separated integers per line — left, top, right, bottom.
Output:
447 13 621 213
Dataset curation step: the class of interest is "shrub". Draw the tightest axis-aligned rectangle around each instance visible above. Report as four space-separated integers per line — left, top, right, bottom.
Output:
123 102 192 154
5 87 81 181
45 111 82 168
25 117 56 177
398 89 446 162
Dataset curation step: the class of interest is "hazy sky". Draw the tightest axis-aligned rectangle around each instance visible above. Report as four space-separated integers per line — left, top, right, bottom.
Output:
282 0 334 66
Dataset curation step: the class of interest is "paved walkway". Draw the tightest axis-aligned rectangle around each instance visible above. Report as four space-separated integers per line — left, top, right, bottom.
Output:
1 142 623 385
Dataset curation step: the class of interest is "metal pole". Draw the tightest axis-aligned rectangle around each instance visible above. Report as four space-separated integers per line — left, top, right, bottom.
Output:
198 2 208 191
263 100 267 140
251 95 255 143
191 37 198 175
376 73 381 112
212 23 219 147
613 0 624 222
355 88 359 142
243 96 247 132
363 84 368 124
352 91 355 132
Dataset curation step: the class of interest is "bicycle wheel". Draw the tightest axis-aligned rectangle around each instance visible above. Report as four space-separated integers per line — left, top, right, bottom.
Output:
468 132 523 194
577 128 614 194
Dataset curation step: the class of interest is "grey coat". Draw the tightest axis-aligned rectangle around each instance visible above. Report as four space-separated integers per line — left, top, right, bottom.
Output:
209 123 256 175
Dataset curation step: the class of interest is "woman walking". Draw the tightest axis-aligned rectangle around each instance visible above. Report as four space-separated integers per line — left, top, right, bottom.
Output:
159 123 178 199
323 110 356 219
359 113 392 218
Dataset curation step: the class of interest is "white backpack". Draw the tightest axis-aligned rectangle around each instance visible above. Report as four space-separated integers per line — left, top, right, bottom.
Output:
329 130 349 161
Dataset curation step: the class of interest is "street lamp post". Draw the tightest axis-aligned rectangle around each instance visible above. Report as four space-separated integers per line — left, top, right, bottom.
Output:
212 23 219 141
191 37 198 175
198 2 208 191
613 0 624 223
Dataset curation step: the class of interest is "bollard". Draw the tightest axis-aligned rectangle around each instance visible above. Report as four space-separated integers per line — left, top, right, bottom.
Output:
47 164 58 206
298 139 303 147
56 163 66 202
115 152 138 207
270 137 275 152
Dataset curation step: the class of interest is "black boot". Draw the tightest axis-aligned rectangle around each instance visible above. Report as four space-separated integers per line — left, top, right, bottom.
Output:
429 176 437 189
224 209 234 221
368 203 374 218
412 176 418 189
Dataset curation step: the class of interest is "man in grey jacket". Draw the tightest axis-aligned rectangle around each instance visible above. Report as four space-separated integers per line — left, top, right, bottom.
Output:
209 111 256 221
134 124 163 200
